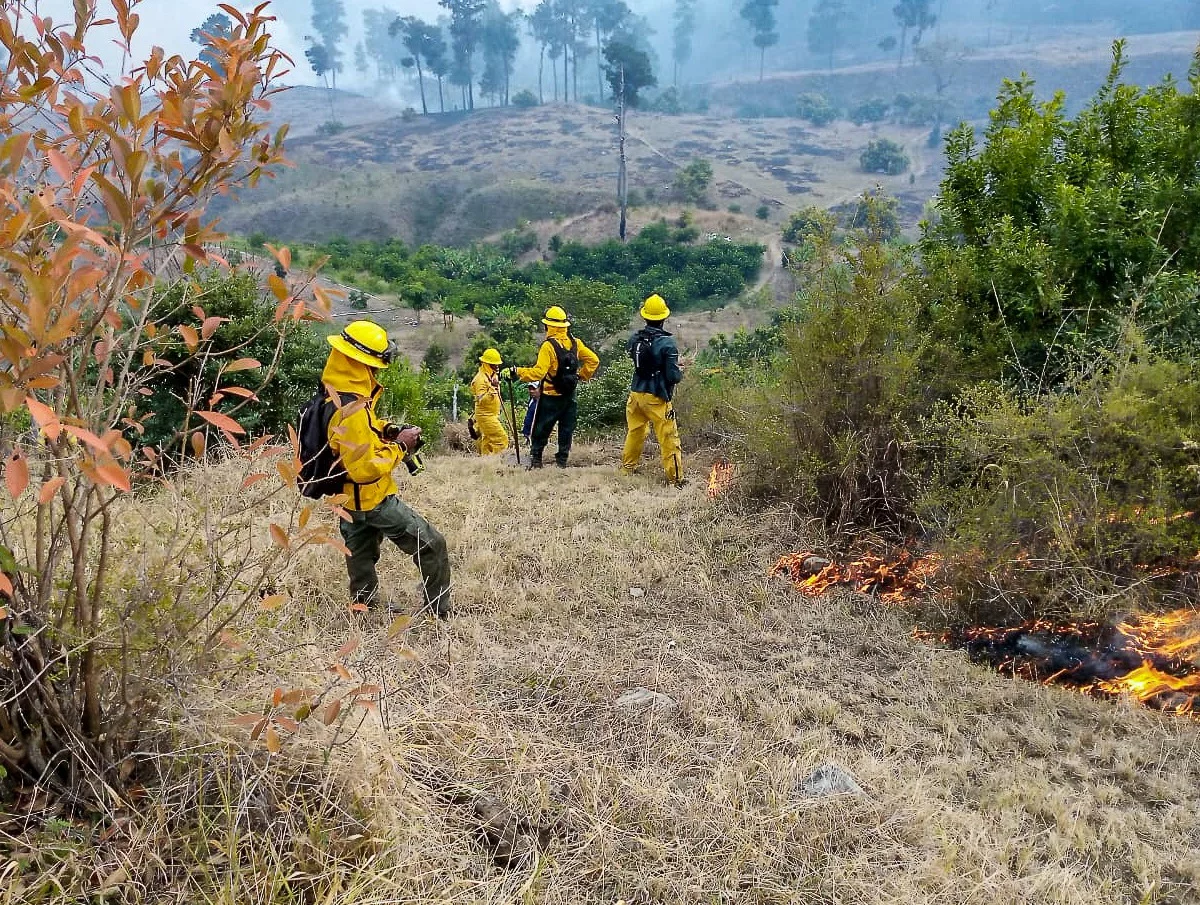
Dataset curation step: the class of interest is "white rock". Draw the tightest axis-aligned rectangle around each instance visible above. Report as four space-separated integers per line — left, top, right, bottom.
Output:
628 587 645 598
616 688 676 711
798 764 865 798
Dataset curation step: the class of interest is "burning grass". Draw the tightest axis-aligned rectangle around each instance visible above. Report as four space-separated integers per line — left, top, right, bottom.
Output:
774 547 1200 719
926 610 1200 715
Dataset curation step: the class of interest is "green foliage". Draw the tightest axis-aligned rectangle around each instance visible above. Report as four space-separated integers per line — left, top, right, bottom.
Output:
529 278 630 344
860 138 910 175
376 357 443 440
137 272 324 452
782 206 837 245
850 98 889 125
247 231 267 249
512 88 539 107
673 158 714 204
423 341 449 374
920 41 1200 382
847 189 901 241
603 40 657 107
347 288 369 310
576 354 633 433
755 205 770 220
495 223 538 259
649 86 683 114
684 227 926 534
315 120 345 136
796 92 836 126
918 349 1200 623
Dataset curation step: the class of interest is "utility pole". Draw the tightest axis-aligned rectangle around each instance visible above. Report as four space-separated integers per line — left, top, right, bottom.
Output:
617 64 628 242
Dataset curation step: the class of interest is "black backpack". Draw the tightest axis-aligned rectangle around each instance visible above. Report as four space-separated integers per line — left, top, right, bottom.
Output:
297 388 351 499
546 337 581 397
631 330 661 379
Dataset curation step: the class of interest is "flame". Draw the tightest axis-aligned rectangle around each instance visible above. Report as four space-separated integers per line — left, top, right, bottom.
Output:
939 610 1200 715
774 549 946 604
707 461 735 499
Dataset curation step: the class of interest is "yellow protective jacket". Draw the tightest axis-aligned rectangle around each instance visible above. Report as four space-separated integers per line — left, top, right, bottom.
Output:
322 348 401 511
470 364 503 417
515 324 600 396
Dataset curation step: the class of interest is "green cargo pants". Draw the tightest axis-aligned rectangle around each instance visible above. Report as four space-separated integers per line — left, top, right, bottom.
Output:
339 495 451 617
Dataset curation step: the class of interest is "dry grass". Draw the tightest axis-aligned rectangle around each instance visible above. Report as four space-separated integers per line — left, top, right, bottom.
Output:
4 448 1199 903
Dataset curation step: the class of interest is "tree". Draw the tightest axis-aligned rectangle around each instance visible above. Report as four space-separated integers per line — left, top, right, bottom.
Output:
920 41 1200 378
190 12 233 73
311 0 348 89
674 158 714 203
860 138 910 174
392 16 446 114
892 0 936 66
363 7 403 82
480 5 521 106
305 40 338 120
672 0 697 87
589 0 631 100
354 41 369 78
0 0 326 803
917 37 969 99
529 1 556 103
440 0 486 111
603 39 657 108
807 0 849 70
740 0 780 82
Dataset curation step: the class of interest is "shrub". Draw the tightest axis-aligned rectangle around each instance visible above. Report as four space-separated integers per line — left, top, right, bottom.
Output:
860 138 910 175
649 86 683 114
756 205 770 220
850 98 889 125
796 92 836 126
423 341 450 374
918 349 1200 624
512 89 539 107
576 354 634 433
673 158 714 204
248 230 268 249
138 272 325 454
316 120 345 136
729 203 742 214
782 206 837 245
377 357 444 441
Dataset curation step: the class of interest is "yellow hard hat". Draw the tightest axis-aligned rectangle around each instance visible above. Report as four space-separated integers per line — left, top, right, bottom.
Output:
479 348 503 365
640 294 671 321
542 305 570 327
327 320 394 369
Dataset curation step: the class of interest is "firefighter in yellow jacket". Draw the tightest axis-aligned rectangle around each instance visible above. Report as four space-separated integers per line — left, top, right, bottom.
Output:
323 321 451 617
470 348 509 455
621 294 685 485
503 306 599 468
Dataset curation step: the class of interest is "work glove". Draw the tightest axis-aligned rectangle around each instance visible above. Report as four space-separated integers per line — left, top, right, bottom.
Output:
502 367 519 382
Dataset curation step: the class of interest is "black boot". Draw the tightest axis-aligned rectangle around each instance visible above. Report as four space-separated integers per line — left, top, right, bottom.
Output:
527 455 543 470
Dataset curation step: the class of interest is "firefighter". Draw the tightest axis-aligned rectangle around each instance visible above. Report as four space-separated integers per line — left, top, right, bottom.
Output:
470 348 510 455
322 321 451 617
621 294 685 485
503 306 599 468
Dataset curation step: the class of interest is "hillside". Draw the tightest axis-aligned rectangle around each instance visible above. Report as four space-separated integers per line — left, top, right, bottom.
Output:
213 103 936 247
36 449 1193 903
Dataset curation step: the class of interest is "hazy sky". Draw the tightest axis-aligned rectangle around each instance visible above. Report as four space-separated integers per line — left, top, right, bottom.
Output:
31 0 532 86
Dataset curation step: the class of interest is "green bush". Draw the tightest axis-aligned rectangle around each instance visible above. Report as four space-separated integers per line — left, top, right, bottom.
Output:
796 92 836 126
782 206 837 245
136 271 324 453
376 357 443 441
673 158 714 204
850 98 889 125
918 348 1200 624
755 205 770 220
423 341 449 374
860 138 910 175
512 89 539 107
576 353 633 433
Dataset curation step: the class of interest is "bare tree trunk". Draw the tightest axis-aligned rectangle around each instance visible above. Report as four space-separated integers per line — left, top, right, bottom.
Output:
438 75 445 112
759 46 765 82
596 22 604 98
416 57 428 115
538 44 545 104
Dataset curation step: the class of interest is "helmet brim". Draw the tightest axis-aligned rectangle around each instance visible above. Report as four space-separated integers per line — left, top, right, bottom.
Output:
328 333 390 369
542 318 570 327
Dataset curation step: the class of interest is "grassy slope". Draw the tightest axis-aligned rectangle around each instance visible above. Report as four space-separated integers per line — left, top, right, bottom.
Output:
213 448 1198 905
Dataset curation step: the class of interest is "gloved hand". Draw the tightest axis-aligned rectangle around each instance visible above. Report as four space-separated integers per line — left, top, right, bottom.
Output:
394 425 423 453
502 367 519 382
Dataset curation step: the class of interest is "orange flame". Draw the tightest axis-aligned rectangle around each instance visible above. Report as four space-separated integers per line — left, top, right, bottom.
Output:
774 549 946 604
707 461 735 499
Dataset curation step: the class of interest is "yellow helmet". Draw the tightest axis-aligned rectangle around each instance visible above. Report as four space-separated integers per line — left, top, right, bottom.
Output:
479 348 503 366
542 305 570 327
640 294 671 321
327 320 394 369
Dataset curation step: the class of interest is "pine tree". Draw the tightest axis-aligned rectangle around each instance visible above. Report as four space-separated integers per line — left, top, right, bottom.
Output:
672 0 697 87
739 0 779 82
310 0 348 89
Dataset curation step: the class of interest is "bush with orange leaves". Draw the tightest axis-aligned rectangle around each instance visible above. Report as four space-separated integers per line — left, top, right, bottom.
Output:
0 1 342 803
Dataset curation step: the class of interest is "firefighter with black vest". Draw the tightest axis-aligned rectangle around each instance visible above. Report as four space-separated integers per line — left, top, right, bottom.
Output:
502 306 599 468
322 321 451 617
621 294 685 485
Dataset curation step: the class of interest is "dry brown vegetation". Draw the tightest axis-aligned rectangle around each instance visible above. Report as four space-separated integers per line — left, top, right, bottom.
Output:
7 450 1197 903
